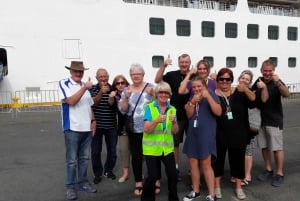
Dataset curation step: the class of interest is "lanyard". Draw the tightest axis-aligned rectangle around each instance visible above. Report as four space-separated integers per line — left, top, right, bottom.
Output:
218 89 231 112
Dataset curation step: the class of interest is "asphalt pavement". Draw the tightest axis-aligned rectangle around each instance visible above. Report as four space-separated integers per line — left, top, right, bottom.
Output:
0 102 299 201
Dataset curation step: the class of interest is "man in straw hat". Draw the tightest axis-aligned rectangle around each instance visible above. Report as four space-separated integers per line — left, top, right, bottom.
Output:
58 61 97 200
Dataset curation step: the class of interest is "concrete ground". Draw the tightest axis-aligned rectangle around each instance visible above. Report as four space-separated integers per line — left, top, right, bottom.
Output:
0 102 299 201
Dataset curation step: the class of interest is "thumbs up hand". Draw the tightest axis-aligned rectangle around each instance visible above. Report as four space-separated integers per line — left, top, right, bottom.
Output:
256 78 266 89
85 77 93 89
163 54 172 67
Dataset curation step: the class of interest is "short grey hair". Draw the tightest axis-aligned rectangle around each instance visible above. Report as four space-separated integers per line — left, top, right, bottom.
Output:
129 63 145 75
154 81 172 96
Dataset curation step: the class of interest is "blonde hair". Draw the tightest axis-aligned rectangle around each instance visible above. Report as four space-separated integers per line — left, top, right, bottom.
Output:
154 81 172 96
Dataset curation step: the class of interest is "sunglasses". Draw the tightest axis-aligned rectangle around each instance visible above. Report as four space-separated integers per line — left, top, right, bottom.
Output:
218 77 232 82
115 81 125 86
158 91 170 95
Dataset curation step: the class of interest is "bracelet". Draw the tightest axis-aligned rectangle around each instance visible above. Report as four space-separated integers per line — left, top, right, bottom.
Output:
190 100 196 105
188 101 196 106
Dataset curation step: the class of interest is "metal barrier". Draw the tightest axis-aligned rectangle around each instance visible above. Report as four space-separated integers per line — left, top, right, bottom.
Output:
0 91 13 113
14 89 61 113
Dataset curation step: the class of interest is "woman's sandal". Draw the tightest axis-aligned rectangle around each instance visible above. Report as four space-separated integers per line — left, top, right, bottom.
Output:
134 186 143 196
241 179 251 186
155 185 161 194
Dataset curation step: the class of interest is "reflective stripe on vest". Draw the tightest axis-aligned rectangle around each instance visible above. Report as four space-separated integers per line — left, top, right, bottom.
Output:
143 101 176 156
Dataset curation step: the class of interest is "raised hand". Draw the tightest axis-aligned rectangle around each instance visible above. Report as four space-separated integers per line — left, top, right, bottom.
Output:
256 78 266 89
85 77 93 89
125 86 132 98
164 54 173 67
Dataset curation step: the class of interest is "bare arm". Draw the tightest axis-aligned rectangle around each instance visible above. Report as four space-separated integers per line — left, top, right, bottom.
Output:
275 81 290 97
202 90 222 116
154 64 167 83
178 68 195 95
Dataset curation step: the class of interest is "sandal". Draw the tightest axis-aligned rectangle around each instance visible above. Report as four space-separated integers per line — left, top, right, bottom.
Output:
134 186 143 196
241 179 251 186
155 185 160 194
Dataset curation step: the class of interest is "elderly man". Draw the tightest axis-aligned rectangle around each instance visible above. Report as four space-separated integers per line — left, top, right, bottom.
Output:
89 68 118 184
58 61 97 200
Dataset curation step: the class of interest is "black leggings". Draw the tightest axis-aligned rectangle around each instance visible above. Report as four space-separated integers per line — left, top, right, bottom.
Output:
128 133 143 182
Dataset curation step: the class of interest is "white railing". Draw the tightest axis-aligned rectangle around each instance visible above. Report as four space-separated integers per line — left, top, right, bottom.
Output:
123 0 237 11
249 4 300 17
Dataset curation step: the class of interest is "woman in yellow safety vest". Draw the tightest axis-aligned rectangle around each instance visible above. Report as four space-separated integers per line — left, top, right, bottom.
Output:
141 81 179 201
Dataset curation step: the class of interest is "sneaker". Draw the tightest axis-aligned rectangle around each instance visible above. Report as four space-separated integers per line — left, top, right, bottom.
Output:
206 195 217 201
272 174 284 187
235 188 246 200
66 188 77 200
93 175 102 184
183 191 201 201
257 170 273 181
214 188 222 199
104 172 116 180
79 183 97 193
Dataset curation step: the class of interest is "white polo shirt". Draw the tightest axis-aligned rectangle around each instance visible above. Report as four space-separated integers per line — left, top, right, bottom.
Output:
58 78 94 132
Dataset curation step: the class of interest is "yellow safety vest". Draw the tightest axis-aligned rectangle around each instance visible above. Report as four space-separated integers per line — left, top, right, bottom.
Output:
143 101 176 156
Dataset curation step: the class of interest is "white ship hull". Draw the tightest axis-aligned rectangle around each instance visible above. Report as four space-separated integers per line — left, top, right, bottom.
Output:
0 0 299 94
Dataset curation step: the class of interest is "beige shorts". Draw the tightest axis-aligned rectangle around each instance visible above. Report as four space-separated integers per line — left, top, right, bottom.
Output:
256 126 283 151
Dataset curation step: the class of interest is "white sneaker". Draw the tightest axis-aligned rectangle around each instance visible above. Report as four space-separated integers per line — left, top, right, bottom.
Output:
183 191 201 201
235 188 246 200
215 188 222 199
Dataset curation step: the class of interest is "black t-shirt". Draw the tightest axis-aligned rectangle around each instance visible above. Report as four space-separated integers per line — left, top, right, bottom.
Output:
163 70 194 121
252 77 284 129
216 90 252 148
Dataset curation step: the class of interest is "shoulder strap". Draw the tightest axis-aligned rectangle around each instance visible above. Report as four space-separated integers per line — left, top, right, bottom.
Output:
131 83 149 114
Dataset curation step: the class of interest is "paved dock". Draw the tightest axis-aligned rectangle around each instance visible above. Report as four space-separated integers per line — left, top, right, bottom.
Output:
0 102 299 201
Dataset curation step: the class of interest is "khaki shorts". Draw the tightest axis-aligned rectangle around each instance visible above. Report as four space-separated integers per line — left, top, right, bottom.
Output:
256 126 283 151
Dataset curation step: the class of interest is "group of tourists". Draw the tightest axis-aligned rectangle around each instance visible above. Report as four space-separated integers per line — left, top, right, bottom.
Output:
58 54 290 201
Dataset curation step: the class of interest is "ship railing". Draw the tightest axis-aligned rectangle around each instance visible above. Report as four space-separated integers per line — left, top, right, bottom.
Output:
249 4 300 17
123 0 237 12
0 91 13 114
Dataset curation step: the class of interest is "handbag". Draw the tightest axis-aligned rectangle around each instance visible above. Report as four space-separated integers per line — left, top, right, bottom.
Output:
125 83 148 133
248 108 261 132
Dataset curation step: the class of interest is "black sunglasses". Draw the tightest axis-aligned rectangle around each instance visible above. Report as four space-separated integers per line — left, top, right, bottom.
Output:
218 77 232 82
115 81 125 85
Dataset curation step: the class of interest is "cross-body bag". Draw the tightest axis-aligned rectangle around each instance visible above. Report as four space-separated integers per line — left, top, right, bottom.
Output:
125 83 149 133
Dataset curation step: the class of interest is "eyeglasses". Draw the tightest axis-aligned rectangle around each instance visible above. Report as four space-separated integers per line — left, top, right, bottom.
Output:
158 91 170 95
116 81 125 86
218 77 232 82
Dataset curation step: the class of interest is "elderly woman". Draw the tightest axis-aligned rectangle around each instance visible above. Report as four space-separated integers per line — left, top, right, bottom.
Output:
119 63 154 196
141 81 179 201
178 59 216 95
212 68 255 200
109 75 130 183
182 76 221 201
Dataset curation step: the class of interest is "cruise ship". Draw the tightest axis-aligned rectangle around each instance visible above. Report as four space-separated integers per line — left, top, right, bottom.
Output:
1 0 300 96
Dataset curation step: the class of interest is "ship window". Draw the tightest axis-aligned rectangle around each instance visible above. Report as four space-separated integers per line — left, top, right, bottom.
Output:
288 57 296 68
225 23 237 38
269 57 278 67
149 18 165 35
248 57 257 68
202 21 215 37
268 25 279 40
203 56 214 68
176 19 191 36
152 55 164 68
0 48 8 77
287 27 298 41
226 57 236 68
247 24 259 39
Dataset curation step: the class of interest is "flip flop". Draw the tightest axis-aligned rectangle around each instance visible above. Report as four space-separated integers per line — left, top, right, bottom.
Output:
230 177 236 183
134 186 143 196
241 179 251 186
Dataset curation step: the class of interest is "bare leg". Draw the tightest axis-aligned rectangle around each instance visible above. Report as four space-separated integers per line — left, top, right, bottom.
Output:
244 155 253 181
261 148 272 171
189 158 200 193
274 150 284 175
200 156 215 196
